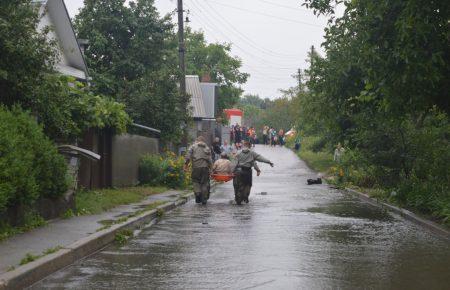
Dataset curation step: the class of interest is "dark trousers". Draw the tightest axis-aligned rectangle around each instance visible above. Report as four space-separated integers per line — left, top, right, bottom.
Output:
233 167 252 201
191 167 210 201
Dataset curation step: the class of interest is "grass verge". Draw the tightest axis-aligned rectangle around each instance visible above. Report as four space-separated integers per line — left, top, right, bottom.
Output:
293 136 334 175
299 150 334 174
75 186 167 215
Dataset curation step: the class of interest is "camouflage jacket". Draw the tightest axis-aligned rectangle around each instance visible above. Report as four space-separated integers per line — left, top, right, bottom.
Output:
235 148 271 169
186 141 212 168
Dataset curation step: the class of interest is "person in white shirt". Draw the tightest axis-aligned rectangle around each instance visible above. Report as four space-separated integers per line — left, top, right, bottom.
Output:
220 140 233 155
333 143 345 162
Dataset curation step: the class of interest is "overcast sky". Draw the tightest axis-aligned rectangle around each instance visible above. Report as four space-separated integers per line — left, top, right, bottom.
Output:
66 0 330 99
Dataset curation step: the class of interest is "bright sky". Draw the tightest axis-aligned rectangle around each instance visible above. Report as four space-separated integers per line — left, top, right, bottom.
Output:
65 0 330 99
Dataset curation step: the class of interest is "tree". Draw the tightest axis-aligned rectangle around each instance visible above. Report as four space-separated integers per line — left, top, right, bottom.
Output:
74 0 185 142
185 29 249 111
0 1 129 141
299 0 450 221
0 0 55 106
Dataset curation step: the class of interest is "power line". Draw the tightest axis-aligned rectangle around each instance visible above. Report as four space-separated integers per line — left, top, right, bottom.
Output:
255 0 311 13
199 0 303 59
204 0 323 28
186 11 293 82
188 0 300 68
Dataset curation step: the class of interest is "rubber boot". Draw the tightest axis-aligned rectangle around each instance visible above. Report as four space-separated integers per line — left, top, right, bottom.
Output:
235 189 243 205
195 193 202 204
201 191 207 205
244 186 251 203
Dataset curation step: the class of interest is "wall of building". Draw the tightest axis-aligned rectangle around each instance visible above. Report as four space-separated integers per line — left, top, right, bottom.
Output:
111 134 159 187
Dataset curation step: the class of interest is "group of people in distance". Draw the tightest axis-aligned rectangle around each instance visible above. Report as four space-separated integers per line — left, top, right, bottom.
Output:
230 124 288 150
262 125 286 146
184 135 273 206
230 124 257 149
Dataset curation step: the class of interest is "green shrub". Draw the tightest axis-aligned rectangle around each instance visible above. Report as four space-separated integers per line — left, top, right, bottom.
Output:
139 152 190 189
310 136 328 153
139 155 162 185
0 106 68 213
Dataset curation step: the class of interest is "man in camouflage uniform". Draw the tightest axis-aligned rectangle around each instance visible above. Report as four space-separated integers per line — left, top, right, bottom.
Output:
233 141 274 205
184 136 212 205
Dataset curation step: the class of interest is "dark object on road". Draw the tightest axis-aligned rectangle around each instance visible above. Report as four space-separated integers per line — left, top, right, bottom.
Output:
307 178 322 185
260 192 267 195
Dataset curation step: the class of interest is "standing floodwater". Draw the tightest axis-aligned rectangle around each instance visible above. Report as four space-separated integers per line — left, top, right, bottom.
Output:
31 146 450 290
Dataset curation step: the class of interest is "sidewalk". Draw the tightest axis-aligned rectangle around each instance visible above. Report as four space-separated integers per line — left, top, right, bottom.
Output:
0 189 191 275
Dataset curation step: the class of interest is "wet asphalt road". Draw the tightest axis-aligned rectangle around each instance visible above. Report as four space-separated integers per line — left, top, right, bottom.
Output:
31 146 450 290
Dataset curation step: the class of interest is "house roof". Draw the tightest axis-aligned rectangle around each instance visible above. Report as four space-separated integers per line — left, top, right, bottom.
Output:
35 0 88 80
186 75 207 119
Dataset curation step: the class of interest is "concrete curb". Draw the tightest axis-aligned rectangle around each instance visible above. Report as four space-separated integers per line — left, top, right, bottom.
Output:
0 192 195 290
345 188 450 240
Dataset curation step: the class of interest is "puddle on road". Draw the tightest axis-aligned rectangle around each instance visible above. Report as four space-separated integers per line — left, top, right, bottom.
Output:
305 200 393 222
314 223 378 244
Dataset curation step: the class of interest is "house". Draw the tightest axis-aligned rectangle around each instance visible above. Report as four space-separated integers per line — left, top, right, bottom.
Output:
186 75 219 145
35 0 88 81
34 0 161 190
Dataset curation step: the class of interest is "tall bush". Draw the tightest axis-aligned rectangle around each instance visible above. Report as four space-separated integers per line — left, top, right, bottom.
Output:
0 107 68 213
139 152 189 189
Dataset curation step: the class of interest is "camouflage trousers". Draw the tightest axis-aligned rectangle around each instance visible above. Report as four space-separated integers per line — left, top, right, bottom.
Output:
191 167 210 202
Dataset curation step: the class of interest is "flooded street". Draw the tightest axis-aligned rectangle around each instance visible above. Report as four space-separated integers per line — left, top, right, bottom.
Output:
31 146 450 290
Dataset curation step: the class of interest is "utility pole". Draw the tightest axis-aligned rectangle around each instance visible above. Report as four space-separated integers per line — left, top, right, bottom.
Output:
297 68 302 91
310 45 315 83
177 0 187 148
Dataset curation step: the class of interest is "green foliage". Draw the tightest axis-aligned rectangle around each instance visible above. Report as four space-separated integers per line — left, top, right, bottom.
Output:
291 0 450 223
75 186 167 215
0 2 130 141
185 29 249 111
31 74 131 141
70 81 131 135
74 0 185 142
156 208 164 218
42 246 62 255
20 253 40 265
138 155 162 186
19 246 63 266
139 152 190 189
0 107 68 213
115 229 133 245
295 136 334 174
237 93 299 132
61 209 75 219
0 0 57 106
0 211 47 241
21 211 47 230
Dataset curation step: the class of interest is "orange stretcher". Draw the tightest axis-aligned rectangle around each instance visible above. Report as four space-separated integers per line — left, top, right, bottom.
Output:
211 174 235 182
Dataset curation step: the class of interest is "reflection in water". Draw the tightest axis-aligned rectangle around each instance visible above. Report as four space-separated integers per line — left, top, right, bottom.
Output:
30 147 450 290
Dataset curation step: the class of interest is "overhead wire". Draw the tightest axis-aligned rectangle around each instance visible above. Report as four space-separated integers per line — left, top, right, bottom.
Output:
255 0 311 13
200 0 303 59
188 0 301 70
204 0 324 28
185 10 293 82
